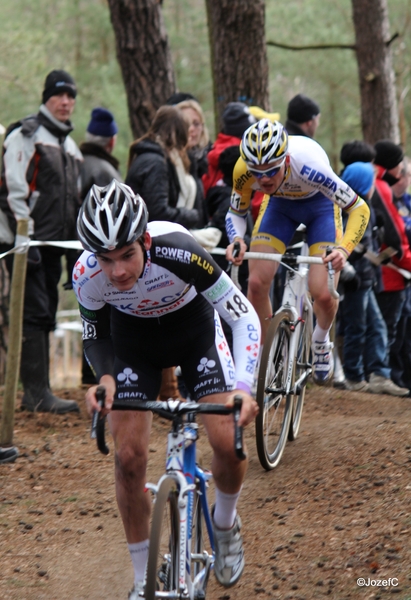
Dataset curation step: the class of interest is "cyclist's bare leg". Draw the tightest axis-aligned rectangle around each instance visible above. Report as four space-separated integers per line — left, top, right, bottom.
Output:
247 244 280 342
201 392 248 495
308 262 340 333
108 410 153 542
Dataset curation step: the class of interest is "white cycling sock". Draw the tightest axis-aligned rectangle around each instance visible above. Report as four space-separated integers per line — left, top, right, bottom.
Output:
313 325 330 344
128 539 149 585
213 488 241 530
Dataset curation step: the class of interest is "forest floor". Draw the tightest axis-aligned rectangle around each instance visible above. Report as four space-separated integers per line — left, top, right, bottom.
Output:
1 384 411 600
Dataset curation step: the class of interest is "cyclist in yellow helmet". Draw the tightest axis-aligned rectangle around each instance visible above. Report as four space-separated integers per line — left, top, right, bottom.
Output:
225 119 370 385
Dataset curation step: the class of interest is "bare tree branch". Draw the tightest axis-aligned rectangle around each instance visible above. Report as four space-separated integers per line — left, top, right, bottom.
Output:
266 32 399 52
267 41 355 51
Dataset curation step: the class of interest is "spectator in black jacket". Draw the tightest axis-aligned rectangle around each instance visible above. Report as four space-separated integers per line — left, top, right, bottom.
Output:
125 105 203 229
0 69 82 414
126 105 204 401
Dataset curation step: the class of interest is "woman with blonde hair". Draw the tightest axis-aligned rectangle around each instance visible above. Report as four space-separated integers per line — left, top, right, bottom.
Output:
125 105 209 401
176 99 211 182
125 105 203 228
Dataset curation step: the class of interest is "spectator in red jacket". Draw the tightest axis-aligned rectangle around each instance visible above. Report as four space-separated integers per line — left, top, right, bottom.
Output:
372 140 411 394
391 159 411 390
202 102 257 197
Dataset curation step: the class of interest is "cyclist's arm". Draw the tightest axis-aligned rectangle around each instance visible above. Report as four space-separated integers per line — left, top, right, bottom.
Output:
78 302 117 413
78 303 115 382
157 230 262 394
311 162 371 260
225 158 256 262
337 198 370 260
201 270 261 395
225 157 254 244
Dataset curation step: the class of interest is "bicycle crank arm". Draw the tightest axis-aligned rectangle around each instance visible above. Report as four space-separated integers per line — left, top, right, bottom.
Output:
193 553 213 599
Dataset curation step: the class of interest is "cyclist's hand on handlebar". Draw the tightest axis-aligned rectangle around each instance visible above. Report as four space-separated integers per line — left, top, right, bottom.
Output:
225 390 258 427
323 248 347 273
85 375 116 416
226 239 247 266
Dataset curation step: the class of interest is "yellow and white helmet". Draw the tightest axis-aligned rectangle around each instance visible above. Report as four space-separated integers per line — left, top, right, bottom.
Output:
240 119 288 166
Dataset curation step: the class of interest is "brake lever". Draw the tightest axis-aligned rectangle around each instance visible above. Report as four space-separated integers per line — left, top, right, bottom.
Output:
226 241 241 273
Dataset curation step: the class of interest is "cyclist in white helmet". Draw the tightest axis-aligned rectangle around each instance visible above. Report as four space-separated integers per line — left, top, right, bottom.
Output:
225 119 370 384
74 180 261 598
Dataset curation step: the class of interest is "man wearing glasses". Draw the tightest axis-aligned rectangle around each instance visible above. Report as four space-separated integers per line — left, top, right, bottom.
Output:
225 119 370 384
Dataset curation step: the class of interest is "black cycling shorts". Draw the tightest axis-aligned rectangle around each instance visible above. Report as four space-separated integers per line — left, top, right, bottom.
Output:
111 295 236 406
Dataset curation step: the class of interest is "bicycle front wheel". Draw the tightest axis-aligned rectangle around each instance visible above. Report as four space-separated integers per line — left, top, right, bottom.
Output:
145 476 180 600
255 311 293 470
288 306 312 441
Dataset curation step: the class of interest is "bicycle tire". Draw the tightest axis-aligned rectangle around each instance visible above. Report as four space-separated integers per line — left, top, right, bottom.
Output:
145 476 180 600
288 305 312 441
255 310 293 470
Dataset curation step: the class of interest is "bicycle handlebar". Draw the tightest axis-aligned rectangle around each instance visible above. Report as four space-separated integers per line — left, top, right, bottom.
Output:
230 250 339 299
90 386 110 455
91 387 246 461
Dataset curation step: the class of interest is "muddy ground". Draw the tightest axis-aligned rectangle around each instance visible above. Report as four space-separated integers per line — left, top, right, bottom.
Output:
1 384 411 600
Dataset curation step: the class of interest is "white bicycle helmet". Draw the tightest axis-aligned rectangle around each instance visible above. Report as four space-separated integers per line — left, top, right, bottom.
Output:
77 180 148 253
240 119 288 166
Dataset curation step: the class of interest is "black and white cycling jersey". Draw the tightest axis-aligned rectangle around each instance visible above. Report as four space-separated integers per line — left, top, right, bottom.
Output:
73 221 261 398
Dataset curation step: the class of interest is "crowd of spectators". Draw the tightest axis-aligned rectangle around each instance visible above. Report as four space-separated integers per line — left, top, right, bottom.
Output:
1 72 411 464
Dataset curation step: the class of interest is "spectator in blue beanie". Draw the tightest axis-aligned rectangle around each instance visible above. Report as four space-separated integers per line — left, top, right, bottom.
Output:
80 107 123 200
79 107 123 384
339 162 409 396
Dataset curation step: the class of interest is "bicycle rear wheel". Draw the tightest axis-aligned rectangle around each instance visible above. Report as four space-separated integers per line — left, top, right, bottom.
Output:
288 307 312 441
145 476 180 600
255 311 293 470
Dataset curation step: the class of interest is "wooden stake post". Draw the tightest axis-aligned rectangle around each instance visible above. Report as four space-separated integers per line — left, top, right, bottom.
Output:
0 219 29 446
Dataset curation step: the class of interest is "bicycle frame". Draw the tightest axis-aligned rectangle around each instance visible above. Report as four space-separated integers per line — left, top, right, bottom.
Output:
229 241 337 398
92 393 245 600
275 242 314 396
145 418 214 599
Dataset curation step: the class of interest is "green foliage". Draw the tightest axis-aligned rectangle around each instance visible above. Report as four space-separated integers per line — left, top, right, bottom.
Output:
1 0 411 175
0 0 131 176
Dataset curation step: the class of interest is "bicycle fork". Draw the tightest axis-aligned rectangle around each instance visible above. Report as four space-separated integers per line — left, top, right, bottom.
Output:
146 425 214 599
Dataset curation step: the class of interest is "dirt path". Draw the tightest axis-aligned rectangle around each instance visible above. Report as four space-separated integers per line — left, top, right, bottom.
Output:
1 385 411 599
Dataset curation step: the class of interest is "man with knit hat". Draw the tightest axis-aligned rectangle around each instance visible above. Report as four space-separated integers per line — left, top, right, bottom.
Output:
372 139 411 396
80 107 122 200
79 107 122 385
285 93 321 138
0 69 82 414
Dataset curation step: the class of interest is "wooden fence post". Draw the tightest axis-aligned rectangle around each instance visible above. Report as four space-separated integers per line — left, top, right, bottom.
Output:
0 219 29 446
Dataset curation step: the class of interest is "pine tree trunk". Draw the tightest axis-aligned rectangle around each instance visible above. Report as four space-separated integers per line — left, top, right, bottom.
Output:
351 0 399 143
107 0 176 139
205 0 270 135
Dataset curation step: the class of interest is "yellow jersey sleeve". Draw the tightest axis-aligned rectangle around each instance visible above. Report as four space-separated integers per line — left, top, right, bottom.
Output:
338 197 370 257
